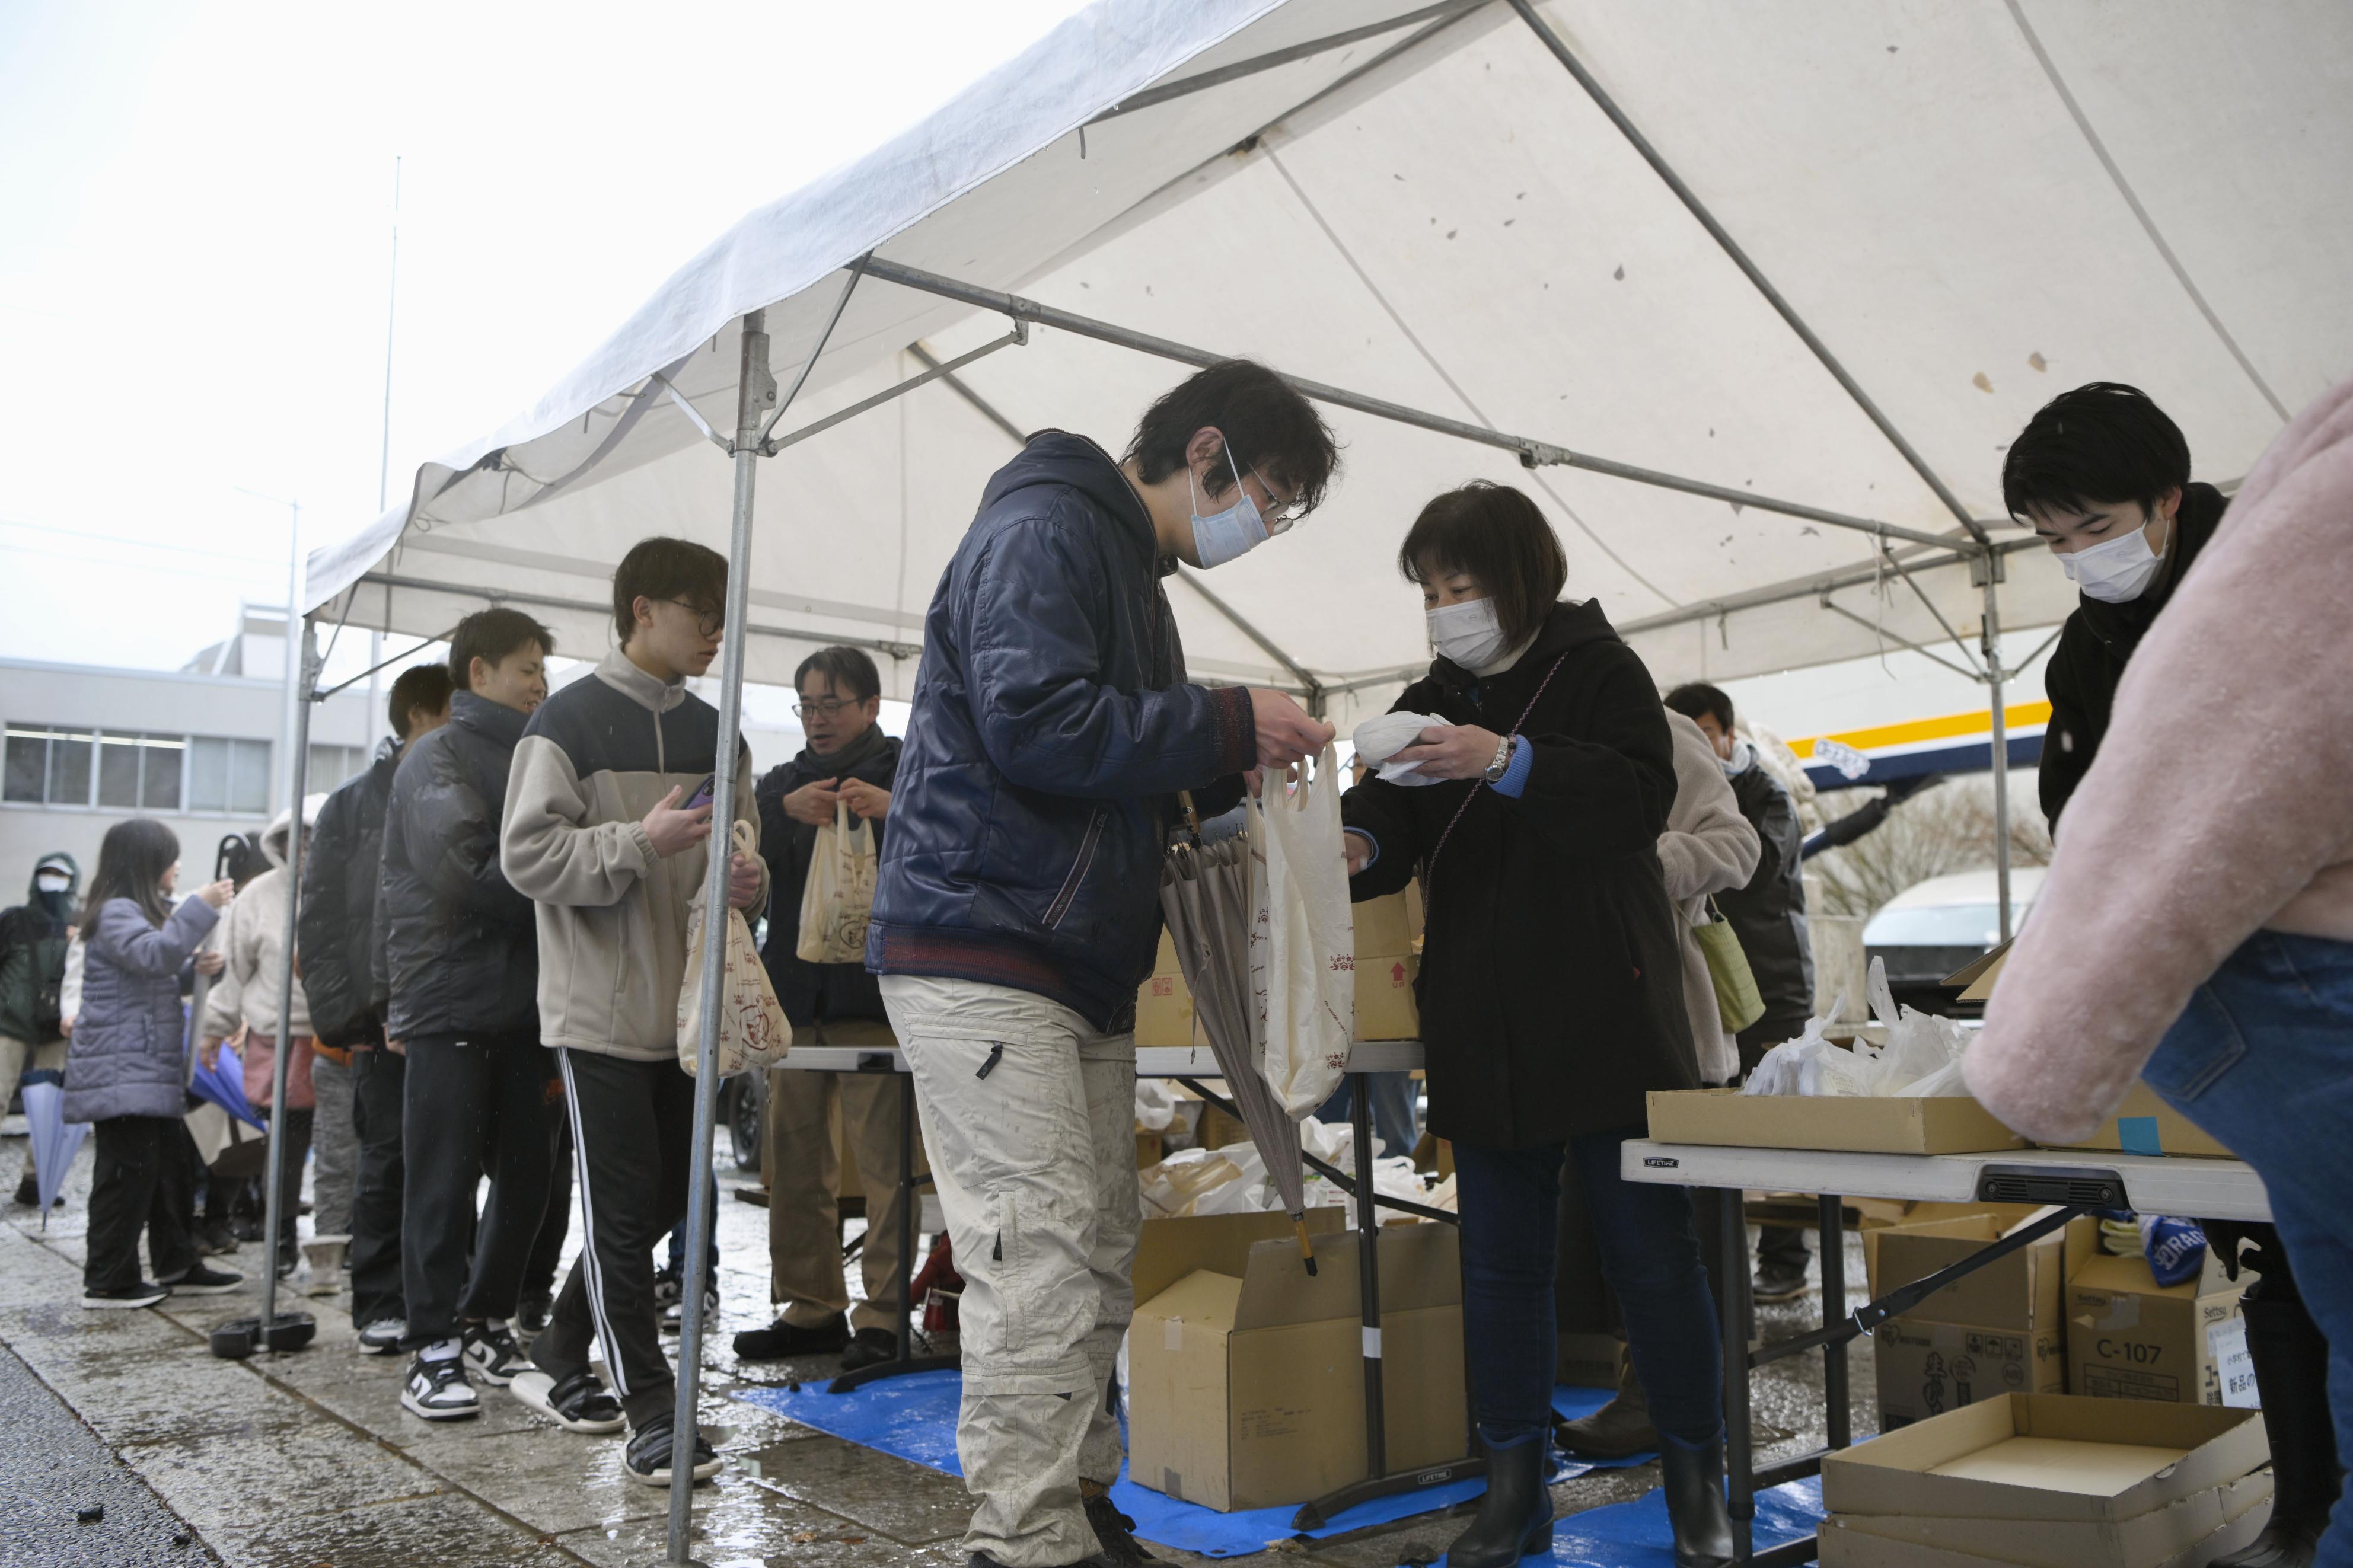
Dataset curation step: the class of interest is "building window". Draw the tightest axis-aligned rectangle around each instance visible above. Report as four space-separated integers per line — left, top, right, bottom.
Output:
187 737 272 815
306 743 366 793
6 725 98 806
97 732 186 811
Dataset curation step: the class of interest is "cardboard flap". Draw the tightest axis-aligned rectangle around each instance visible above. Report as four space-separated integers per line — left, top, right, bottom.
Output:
1133 1269 1241 1341
1944 938 2013 994
2070 1248 2238 1302
1133 1208 1347 1308
1232 1223 1461 1331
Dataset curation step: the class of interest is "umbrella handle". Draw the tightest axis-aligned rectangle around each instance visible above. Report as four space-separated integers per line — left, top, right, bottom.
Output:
1178 790 1202 840
1293 1214 1319 1276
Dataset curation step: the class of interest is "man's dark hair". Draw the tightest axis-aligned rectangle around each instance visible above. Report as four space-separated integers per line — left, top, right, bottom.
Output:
388 664 455 739
79 817 180 930
1663 682 1736 733
795 646 881 705
613 536 728 644
447 609 554 691
2001 382 2191 522
1397 482 1567 650
1123 359 1340 517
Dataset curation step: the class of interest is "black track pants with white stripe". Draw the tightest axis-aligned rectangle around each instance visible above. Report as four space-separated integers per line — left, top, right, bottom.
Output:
531 1048 697 1429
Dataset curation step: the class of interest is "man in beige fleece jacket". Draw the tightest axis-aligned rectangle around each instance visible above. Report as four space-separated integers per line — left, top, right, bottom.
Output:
1967 376 2353 1568
499 537 766 1486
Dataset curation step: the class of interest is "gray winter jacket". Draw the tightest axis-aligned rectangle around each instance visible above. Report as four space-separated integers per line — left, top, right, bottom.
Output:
62 896 219 1123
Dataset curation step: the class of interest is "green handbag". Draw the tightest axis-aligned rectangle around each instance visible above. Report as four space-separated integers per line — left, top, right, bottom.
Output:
1694 899 1765 1033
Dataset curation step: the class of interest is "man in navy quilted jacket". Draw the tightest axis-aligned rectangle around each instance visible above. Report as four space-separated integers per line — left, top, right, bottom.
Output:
869 360 1338 1568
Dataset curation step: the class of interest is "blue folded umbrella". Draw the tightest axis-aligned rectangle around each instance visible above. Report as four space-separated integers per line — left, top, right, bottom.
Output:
18 1080 89 1230
189 1046 263 1131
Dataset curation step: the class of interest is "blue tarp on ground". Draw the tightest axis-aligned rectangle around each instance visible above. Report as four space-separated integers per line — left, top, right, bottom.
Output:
734 1372 1718 1559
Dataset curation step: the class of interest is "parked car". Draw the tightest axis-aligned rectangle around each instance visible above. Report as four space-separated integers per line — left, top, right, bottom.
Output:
1862 867 2043 1015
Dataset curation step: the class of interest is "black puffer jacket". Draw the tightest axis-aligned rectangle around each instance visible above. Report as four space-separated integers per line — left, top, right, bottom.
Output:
755 732 901 1027
1343 601 1697 1148
0 852 79 1045
299 738 400 1048
2040 483 2227 827
377 692 538 1038
1719 763 1812 1025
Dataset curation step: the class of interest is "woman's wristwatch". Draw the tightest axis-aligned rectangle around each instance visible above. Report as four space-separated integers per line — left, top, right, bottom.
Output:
1483 735 1515 784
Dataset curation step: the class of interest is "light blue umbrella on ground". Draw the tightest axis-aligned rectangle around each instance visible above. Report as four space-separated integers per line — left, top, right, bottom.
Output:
17 1077 88 1231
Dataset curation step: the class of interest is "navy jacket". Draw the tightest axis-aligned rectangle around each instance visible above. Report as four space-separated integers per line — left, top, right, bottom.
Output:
868 432 1254 1030
756 734 901 1027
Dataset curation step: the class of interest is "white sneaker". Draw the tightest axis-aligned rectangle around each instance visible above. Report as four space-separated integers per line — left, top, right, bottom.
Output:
400 1350 479 1421
461 1321 530 1386
356 1318 406 1355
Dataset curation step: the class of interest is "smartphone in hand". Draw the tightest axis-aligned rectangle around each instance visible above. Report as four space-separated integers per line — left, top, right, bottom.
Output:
686 774 717 810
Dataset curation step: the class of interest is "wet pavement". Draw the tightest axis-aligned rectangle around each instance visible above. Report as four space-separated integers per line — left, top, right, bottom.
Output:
1 1126 1866 1566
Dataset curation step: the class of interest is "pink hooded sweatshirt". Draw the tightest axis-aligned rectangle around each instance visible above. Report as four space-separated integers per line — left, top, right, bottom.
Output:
1967 376 2353 1142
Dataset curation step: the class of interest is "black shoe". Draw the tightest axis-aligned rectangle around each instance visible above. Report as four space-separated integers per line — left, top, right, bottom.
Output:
508 1369 625 1435
1661 1438 1736 1568
1555 1364 1659 1458
400 1352 480 1421
1084 1492 1161 1565
661 1286 717 1334
1751 1263 1809 1304
461 1321 530 1386
839 1327 899 1372
733 1312 849 1361
651 1267 681 1311
161 1263 245 1295
231 1213 266 1243
1443 1436 1554 1568
2213 1522 2325 1567
195 1220 241 1257
82 1282 168 1310
2216 1286 2339 1567
515 1294 551 1335
11 1171 36 1207
623 1414 720 1487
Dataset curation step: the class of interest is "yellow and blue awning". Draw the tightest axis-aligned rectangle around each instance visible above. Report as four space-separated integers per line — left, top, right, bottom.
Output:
1792 702 2049 791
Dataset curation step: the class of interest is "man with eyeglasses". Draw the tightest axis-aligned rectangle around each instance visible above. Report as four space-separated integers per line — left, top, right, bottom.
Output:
732 645 922 1375
869 359 1340 1568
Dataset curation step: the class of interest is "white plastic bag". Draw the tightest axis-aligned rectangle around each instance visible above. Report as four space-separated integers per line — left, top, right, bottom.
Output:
796 799 878 964
1248 746 1356 1115
1350 711 1451 786
680 822 795 1078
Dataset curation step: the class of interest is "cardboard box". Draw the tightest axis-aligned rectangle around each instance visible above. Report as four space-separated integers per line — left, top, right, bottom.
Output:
1822 1466 2272 1568
1136 930 1201 1049
2068 1251 2246 1406
1647 1086 2029 1155
1133 1208 1348 1307
2047 1082 2237 1161
1351 887 1421 1042
1864 1211 2096 1332
1821 1393 2269 1524
1128 1219 1467 1512
1876 1318 2067 1429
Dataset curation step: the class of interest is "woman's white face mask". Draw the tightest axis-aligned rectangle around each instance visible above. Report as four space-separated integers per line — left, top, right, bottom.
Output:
1427 595 1509 669
2058 523 2163 603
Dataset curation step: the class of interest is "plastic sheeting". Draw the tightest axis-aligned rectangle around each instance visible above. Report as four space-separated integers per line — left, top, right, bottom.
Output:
305 0 2353 726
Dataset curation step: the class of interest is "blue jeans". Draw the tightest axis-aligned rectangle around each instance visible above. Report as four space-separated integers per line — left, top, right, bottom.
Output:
1453 1129 1723 1449
1313 1073 1421 1163
2144 930 2353 1567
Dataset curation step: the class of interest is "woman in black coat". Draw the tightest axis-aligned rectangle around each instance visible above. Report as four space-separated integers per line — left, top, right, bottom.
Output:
1342 484 1732 1568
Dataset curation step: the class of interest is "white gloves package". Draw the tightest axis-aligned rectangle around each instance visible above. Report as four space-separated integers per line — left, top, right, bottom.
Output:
1350 711 1452 786
1741 959 1974 1098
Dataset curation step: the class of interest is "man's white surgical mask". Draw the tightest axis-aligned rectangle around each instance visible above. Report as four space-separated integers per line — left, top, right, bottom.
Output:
2059 525 2163 604
1188 442 1268 570
36 870 70 892
1427 596 1509 669
1720 739 1758 779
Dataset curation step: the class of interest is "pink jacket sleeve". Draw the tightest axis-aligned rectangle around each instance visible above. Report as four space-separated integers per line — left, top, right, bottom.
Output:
1965 377 2353 1141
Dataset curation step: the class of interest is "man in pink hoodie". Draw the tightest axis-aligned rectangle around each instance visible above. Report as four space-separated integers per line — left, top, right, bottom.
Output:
1968 376 2353 1568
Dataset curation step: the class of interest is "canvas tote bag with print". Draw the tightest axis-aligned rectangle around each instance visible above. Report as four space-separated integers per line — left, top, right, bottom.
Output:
796 799 879 965
1248 745 1357 1116
678 821 794 1077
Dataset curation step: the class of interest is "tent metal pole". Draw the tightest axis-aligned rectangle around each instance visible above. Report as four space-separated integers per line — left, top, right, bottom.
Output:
863 256 1959 552
1088 0 1490 123
261 615 317 1340
1982 573 2014 942
1876 548 1987 678
349 574 920 662
667 309 779 1561
311 624 460 701
1815 600 1984 685
764 323 1026 456
1614 538 2043 638
1506 0 1989 548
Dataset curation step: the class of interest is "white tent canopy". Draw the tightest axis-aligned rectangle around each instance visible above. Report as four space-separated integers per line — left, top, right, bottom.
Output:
307 0 2352 726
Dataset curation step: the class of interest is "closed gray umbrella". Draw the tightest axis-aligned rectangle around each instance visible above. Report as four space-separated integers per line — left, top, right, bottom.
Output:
1160 822 1318 1274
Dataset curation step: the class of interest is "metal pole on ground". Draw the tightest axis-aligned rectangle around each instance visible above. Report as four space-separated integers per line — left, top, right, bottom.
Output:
261 613 316 1335
665 309 776 1564
1981 569 2013 941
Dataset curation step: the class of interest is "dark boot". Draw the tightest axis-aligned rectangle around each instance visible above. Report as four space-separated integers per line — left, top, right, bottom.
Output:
2214 1291 2338 1568
1443 1436 1553 1567
1660 1438 1735 1568
1556 1358 1660 1458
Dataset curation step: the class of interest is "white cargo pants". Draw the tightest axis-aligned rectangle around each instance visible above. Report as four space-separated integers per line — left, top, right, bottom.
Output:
881 976 1140 1568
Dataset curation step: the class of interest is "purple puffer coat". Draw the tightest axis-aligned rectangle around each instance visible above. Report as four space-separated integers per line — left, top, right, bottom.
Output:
61 896 219 1123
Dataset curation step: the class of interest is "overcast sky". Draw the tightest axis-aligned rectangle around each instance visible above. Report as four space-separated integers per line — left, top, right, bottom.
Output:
0 0 1090 676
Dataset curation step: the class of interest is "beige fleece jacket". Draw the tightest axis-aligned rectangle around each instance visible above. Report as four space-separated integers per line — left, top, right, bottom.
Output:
1659 711 1762 1084
1968 375 2353 1141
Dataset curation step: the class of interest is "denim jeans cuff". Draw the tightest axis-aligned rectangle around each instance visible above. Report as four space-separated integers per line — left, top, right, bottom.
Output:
1476 1422 1550 1451
1657 1422 1726 1453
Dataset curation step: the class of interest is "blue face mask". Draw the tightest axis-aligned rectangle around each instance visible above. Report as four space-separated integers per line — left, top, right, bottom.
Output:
1188 441 1268 570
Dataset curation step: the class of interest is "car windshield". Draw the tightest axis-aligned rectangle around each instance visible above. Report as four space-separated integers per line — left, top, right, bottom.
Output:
1862 903 2023 949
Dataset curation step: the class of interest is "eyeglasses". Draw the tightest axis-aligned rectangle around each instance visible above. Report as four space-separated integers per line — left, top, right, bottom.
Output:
1252 471 1309 534
793 698 860 720
662 599 725 638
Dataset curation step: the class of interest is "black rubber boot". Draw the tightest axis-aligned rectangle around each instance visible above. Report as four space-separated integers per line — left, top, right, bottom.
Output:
2215 1289 2339 1568
1660 1438 1735 1568
1556 1359 1660 1458
1443 1436 1554 1567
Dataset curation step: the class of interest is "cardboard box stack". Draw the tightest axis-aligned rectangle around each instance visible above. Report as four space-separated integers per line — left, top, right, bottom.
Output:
1865 1211 2093 1430
2067 1247 2246 1407
1135 888 1422 1049
1819 1394 2272 1568
1127 1210 1466 1511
